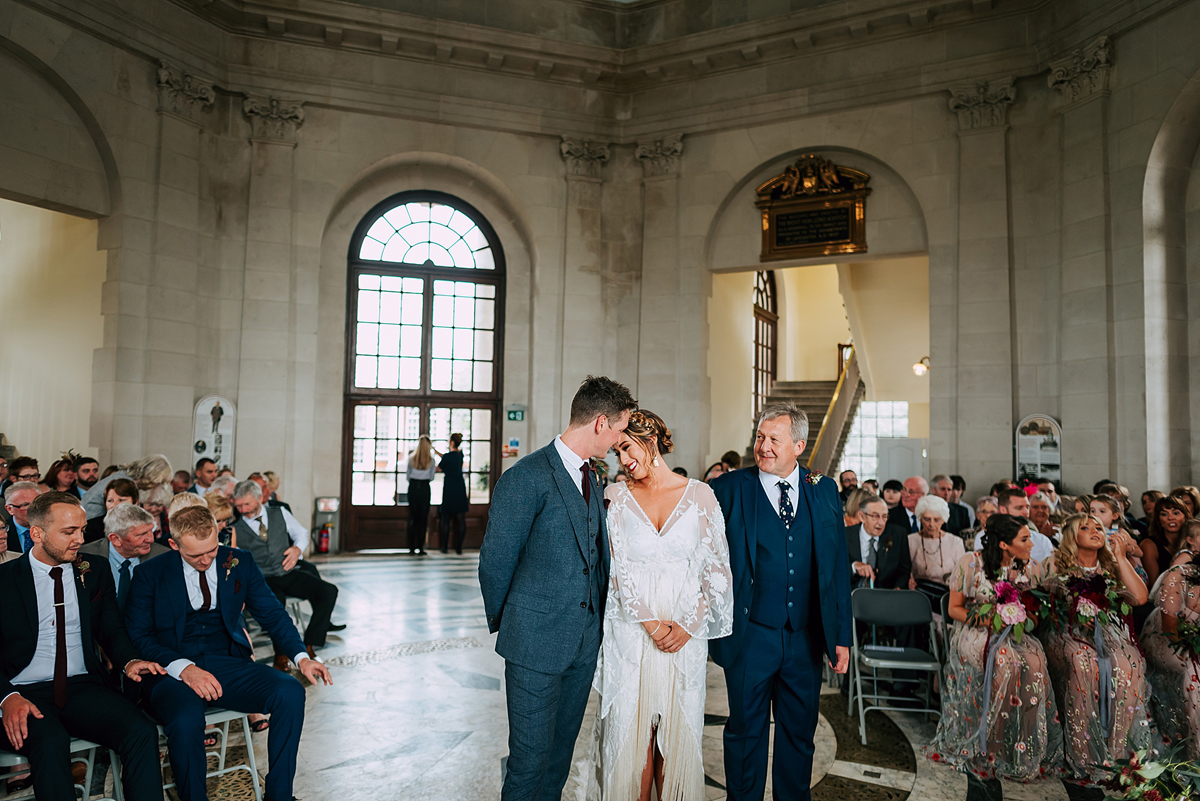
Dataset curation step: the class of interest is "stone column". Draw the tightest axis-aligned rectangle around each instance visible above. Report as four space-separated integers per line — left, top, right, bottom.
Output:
558 138 610 423
105 63 213 465
235 97 309 487
635 135 695 466
947 80 1016 483
1048 37 1121 484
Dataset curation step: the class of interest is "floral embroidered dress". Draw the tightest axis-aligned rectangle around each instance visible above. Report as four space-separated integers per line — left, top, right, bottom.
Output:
1141 563 1200 759
1039 558 1155 781
590 479 733 801
928 553 1063 781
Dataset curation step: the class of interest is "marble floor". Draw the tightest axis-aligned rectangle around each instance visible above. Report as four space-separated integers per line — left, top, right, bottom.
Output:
252 554 1069 801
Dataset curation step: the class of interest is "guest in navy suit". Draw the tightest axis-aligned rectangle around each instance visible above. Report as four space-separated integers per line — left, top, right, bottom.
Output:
125 506 332 801
709 402 852 801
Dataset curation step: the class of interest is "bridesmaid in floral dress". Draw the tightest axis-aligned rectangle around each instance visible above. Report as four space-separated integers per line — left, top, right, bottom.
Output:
1040 514 1153 787
1141 520 1200 760
929 514 1063 801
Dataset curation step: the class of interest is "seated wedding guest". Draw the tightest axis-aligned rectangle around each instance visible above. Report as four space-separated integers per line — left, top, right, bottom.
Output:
101 465 120 479
881 479 903 509
231 481 339 667
838 469 858 504
1168 485 1200 519
672 466 688 478
702 462 726 483
1139 489 1164 528
171 471 192 495
720 450 741 472
139 482 172 537
929 514 1063 799
908 495 966 592
957 496 997 550
0 517 19 564
1089 495 1146 578
0 492 165 801
74 457 100 492
862 478 880 495
217 468 234 478
930 474 970 535
846 494 910 590
188 459 217 496
4 457 40 497
1142 494 1190 590
80 504 169 612
973 488 1055 563
125 506 332 801
86 478 139 543
1070 494 1092 514
248 473 292 514
168 492 206 519
842 487 873 527
263 471 282 502
1028 492 1060 543
82 455 172 521
208 475 237 499
1141 520 1200 759
889 476 928 533
4 482 40 554
204 493 237 547
39 455 81 498
1036 479 1059 512
1041 515 1151 789
950 475 975 527
1095 483 1147 537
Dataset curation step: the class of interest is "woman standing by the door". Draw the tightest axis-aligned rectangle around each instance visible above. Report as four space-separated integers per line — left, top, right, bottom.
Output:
438 433 469 554
406 436 435 555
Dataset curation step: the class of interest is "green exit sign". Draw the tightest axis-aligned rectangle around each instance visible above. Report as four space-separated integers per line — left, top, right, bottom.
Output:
507 409 525 421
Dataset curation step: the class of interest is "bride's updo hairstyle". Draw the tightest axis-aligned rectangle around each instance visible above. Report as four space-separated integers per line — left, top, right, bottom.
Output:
623 409 674 458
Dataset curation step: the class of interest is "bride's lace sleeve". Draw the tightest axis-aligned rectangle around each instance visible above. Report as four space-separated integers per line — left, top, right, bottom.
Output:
605 485 658 624
673 484 734 639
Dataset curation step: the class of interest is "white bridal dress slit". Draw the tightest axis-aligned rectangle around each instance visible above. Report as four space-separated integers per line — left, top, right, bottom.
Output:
590 479 733 801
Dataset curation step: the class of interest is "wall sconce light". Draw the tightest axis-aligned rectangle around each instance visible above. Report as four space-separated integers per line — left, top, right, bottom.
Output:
913 356 930 376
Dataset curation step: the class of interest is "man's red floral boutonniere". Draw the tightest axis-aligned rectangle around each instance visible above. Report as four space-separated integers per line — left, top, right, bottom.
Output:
223 553 238 580
805 470 824 486
74 556 90 585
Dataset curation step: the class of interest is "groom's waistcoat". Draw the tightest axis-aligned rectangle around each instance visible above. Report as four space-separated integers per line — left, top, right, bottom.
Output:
750 483 816 631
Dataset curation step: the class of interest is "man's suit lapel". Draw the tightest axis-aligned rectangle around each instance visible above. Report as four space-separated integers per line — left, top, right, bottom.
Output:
72 563 95 654
15 555 38 641
741 468 759 575
165 551 190 645
545 445 590 559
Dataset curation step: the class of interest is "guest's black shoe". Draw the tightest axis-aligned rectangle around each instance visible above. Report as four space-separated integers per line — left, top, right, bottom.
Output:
328 623 347 632
966 773 1003 801
1062 781 1104 801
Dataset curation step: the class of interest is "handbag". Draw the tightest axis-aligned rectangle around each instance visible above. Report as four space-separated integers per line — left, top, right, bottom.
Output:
914 578 950 609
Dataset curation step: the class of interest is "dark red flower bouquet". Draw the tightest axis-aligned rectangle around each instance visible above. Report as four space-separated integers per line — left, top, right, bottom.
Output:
1050 573 1131 637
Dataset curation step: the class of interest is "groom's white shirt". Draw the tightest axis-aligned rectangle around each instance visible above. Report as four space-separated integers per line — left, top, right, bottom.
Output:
554 436 586 497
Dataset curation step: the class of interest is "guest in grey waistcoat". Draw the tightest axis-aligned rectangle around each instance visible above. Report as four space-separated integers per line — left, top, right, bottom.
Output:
479 376 637 801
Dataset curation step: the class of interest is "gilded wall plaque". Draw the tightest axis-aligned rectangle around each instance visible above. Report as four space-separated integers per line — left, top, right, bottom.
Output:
755 155 871 261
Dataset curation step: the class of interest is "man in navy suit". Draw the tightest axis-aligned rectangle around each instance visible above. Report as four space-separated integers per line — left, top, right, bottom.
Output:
709 402 852 801
479 375 636 801
125 506 333 801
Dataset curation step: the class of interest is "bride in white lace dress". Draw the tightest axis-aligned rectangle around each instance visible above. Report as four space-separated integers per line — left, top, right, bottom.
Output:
592 410 733 801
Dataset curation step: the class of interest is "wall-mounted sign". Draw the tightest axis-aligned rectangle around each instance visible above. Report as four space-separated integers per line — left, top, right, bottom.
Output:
194 395 236 472
755 154 872 262
1015 415 1062 484
505 404 527 422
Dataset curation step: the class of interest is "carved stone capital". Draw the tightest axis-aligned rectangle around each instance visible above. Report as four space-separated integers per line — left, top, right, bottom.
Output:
635 133 683 177
242 96 305 143
156 62 215 123
1048 36 1112 105
559 137 610 179
948 78 1016 131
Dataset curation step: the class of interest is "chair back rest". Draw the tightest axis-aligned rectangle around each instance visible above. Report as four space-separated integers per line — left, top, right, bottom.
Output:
851 588 933 628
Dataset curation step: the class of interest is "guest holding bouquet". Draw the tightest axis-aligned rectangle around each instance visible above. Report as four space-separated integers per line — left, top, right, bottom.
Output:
1141 519 1200 760
928 514 1063 801
1039 514 1152 790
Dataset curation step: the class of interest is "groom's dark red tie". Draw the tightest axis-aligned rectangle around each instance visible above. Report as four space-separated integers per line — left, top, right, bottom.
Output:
580 462 592 506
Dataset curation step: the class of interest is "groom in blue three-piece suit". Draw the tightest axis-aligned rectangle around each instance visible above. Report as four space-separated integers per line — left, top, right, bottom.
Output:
126 505 332 801
479 376 637 801
710 402 852 801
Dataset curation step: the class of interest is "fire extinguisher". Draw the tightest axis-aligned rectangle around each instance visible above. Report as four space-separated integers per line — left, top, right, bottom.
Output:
317 523 331 553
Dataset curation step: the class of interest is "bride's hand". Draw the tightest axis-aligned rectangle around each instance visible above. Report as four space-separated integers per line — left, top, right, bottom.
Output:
656 622 691 653
642 620 668 642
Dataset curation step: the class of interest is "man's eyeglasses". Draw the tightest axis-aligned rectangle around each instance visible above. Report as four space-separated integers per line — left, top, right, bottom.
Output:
16 473 39 481
861 512 888 521
901 487 923 496
6 502 31 511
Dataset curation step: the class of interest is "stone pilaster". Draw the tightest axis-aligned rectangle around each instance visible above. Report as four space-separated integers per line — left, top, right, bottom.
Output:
635 134 683 178
559 137 610 179
242 97 305 145
1048 37 1112 107
156 62 215 123
948 80 1016 481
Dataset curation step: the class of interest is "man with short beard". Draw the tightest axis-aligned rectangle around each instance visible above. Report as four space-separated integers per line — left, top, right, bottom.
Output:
0 492 166 801
74 458 100 491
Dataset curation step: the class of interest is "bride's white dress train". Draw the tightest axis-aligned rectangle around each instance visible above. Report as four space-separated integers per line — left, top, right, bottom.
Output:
588 479 733 801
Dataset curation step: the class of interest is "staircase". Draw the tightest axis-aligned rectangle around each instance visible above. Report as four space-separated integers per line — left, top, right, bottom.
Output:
745 348 866 474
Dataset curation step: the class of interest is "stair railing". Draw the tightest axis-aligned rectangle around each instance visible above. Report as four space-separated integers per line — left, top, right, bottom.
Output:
806 346 860 472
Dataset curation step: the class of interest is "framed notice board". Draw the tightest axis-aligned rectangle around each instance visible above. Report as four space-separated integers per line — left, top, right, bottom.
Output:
755 155 871 262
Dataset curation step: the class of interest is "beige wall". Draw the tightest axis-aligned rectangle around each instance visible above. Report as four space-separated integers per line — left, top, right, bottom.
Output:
706 271 755 468
777 264 851 383
0 198 104 460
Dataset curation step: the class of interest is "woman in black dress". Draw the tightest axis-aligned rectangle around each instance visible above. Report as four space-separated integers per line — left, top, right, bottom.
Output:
438 432 469 553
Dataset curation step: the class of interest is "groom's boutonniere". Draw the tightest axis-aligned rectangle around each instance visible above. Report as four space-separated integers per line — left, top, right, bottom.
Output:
223 553 238 580
74 556 91 584
805 470 824 486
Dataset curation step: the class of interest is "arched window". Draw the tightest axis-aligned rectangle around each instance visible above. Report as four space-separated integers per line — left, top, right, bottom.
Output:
342 191 504 551
753 271 778 416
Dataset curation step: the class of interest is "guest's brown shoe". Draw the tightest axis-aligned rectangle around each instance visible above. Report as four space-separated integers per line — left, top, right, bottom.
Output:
273 654 291 672
305 645 316 660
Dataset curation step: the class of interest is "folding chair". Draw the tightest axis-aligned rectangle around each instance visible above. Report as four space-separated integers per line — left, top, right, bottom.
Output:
0 738 111 800
846 588 942 744
938 591 952 663
286 598 310 632
111 708 263 801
